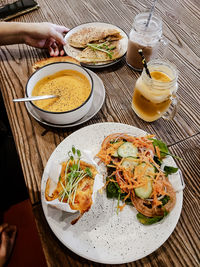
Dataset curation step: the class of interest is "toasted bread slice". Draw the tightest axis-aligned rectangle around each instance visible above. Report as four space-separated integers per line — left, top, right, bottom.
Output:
69 27 122 48
32 56 80 72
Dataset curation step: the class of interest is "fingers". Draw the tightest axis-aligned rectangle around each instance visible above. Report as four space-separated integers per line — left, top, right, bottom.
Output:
50 24 69 46
44 24 69 56
48 46 55 57
0 225 16 264
60 49 65 56
51 30 66 46
45 38 55 56
48 42 59 57
0 223 8 233
52 42 60 56
54 25 69 34
48 41 65 57
57 42 65 56
3 225 17 241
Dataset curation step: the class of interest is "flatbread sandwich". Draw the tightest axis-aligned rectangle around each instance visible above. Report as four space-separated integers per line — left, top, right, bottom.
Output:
68 27 122 48
76 40 122 63
68 26 124 63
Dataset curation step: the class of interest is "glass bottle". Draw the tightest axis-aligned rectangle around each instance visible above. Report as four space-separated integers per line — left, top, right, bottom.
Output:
126 12 167 71
132 59 179 122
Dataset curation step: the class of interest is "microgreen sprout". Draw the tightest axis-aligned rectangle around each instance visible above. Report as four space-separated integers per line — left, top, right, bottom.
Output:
77 149 81 157
85 167 92 178
59 146 94 204
72 145 76 155
87 41 116 59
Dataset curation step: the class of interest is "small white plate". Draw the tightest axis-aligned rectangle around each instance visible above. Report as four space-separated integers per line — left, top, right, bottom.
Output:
41 122 183 264
64 22 128 68
25 69 105 128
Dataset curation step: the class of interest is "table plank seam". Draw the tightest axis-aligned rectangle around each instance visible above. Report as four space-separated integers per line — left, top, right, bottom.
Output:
168 132 200 148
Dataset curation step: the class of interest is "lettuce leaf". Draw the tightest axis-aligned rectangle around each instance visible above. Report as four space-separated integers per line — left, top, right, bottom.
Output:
164 166 178 176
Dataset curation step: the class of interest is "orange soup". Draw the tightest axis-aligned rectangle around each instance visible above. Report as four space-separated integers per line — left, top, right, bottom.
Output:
32 70 91 112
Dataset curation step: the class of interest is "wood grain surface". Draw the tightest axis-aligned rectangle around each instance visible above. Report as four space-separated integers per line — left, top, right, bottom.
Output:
0 0 199 266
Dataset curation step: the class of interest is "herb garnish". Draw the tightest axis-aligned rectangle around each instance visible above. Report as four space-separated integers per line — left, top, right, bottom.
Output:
85 167 93 178
106 177 122 198
164 166 178 176
150 138 182 160
136 211 169 225
87 41 116 59
59 146 93 204
136 213 164 225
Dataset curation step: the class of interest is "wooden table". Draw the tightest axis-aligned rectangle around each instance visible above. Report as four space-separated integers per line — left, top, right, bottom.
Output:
0 0 199 266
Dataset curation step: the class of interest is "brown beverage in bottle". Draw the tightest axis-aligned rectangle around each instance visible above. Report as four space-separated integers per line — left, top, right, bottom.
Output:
126 40 153 70
126 12 164 71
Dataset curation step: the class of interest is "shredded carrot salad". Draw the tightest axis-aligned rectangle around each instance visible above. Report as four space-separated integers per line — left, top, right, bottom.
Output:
96 133 176 218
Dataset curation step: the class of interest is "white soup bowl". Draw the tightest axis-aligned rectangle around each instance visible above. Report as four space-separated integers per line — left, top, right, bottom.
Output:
26 62 94 125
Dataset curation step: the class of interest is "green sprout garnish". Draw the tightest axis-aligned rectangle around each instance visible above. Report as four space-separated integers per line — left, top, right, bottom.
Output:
59 146 93 205
77 149 81 157
85 167 92 178
72 145 76 155
87 41 116 59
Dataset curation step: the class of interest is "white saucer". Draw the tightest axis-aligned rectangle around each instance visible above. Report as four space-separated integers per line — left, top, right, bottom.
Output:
25 69 105 128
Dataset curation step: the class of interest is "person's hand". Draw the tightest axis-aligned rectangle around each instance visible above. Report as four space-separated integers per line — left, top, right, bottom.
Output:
24 22 69 56
0 223 17 267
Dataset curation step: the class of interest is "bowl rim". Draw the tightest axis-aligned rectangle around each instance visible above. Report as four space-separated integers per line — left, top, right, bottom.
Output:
26 62 94 114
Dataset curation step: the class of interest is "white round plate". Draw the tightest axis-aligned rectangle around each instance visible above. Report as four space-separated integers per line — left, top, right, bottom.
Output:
41 122 183 264
25 69 105 128
64 22 128 68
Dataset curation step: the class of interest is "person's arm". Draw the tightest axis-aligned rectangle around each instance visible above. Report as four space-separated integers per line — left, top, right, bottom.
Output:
0 22 69 56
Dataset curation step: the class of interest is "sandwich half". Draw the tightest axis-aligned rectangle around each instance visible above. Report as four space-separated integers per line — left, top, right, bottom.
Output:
76 40 122 63
69 27 122 48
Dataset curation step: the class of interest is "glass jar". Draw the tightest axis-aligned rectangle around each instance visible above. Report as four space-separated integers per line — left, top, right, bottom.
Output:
132 59 179 122
126 12 168 71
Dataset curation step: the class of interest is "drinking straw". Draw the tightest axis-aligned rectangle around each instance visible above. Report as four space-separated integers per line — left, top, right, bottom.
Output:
145 0 158 28
138 49 152 78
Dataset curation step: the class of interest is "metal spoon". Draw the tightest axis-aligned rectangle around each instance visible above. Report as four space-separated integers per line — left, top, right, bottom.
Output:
13 95 58 102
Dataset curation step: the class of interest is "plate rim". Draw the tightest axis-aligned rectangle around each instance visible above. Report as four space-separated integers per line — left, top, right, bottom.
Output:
41 122 183 264
64 21 128 69
25 69 105 128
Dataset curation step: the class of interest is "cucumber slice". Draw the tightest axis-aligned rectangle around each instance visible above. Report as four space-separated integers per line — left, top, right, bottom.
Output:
122 157 138 170
111 150 118 157
135 178 152 199
134 163 155 199
117 142 138 158
137 163 155 177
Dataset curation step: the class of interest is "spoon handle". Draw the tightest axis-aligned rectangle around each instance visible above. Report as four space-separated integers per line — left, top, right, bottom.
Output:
13 95 58 102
